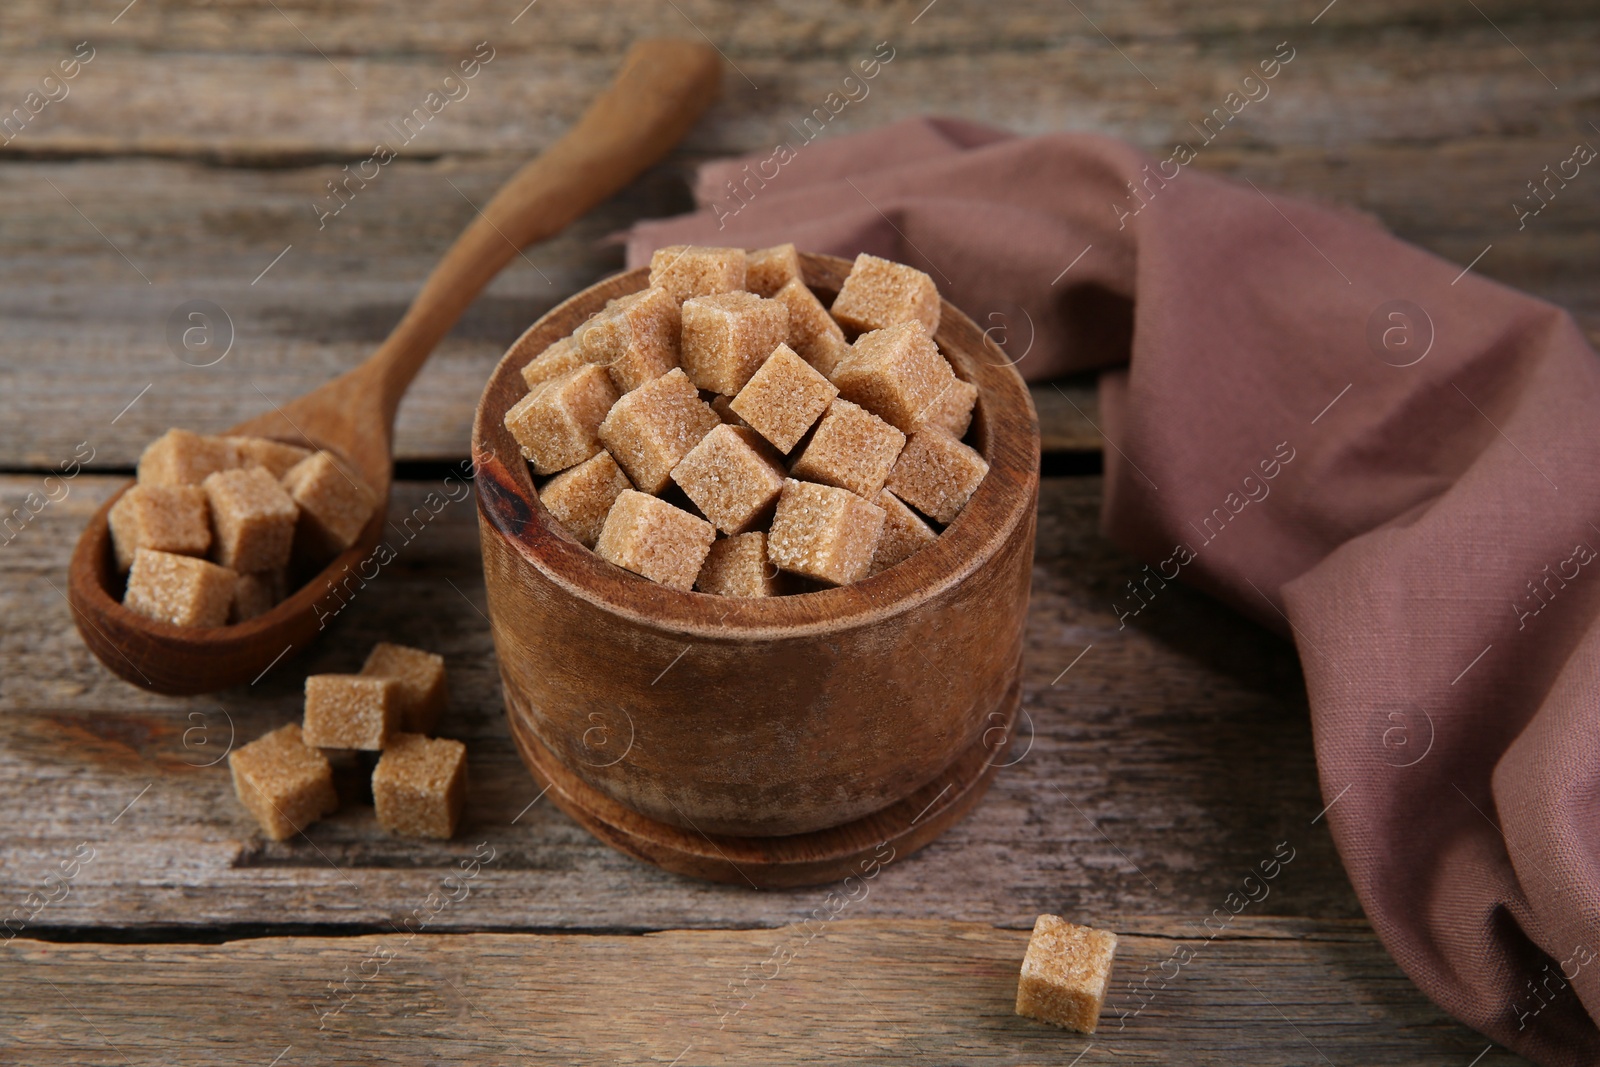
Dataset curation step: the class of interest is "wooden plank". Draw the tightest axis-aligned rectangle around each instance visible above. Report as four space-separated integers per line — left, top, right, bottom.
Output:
0 919 1528 1065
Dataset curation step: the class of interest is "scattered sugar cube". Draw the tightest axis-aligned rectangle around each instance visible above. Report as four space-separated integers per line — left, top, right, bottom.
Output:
282 451 378 555
745 243 802 297
108 484 211 572
831 322 957 433
228 723 338 841
730 343 838 454
579 287 681 392
679 291 789 395
670 424 786 535
828 252 942 335
710 394 746 427
203 467 299 574
226 436 314 478
773 279 851 376
361 642 448 735
767 479 886 586
696 532 780 597
885 429 990 525
648 244 747 304
594 489 715 591
302 674 401 751
540 450 632 548
790 399 906 499
373 733 468 840
870 489 938 575
123 548 237 628
520 335 591 390
231 569 286 623
1015 915 1118 1034
922 376 979 439
136 428 239 487
503 363 620 476
598 368 719 494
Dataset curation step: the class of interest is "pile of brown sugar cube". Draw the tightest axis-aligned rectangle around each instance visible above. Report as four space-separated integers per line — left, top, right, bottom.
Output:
111 429 378 627
502 245 990 594
227 642 467 841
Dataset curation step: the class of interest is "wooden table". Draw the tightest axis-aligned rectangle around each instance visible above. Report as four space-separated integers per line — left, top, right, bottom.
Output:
3 2 1593 1062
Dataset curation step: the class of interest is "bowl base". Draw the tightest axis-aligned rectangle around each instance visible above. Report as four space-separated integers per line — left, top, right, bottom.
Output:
503 679 1019 888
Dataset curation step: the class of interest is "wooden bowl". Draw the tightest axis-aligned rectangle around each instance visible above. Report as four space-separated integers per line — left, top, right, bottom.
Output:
472 252 1039 885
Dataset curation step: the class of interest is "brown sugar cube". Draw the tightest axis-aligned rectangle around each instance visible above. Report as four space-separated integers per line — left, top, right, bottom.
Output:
831 322 957 433
730 343 839 454
828 252 942 335
679 291 790 395
790 399 906 499
922 376 978 439
302 674 401 751
136 428 239 487
767 479 886 586
648 244 747 304
1015 915 1118 1033
870 489 938 575
520 335 591 390
695 532 780 597
885 429 990 525
710 394 746 427
373 733 467 840
225 436 314 478
539 450 632 548
773 279 851 377
598 368 719 493
123 548 237 628
108 484 211 571
282 451 378 555
670 425 786 535
231 569 286 623
578 286 682 392
228 723 338 841
361 642 448 734
745 243 802 297
594 489 715 591
203 467 299 573
503 363 620 476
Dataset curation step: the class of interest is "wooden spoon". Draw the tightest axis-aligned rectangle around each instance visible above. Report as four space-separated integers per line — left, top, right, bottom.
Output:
67 39 721 695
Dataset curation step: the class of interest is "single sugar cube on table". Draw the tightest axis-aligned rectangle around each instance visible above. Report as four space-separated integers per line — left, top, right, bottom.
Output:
361 642 448 734
679 291 789 395
885 429 990 525
579 287 681 392
1015 915 1118 1034
228 723 338 842
225 436 314 478
745 243 802 297
731 343 838 454
282 451 378 555
767 479 886 586
670 424 786 535
302 674 401 751
598 368 719 494
648 244 747 304
696 532 780 597
136 428 239 486
594 489 715 592
108 484 211 572
790 399 906 499
373 733 468 840
870 489 938 575
540 450 632 548
123 548 237 628
231 569 286 623
922 376 979 439
520 335 591 390
832 322 957 433
828 252 942 335
503 363 620 476
772 279 850 377
203 467 299 573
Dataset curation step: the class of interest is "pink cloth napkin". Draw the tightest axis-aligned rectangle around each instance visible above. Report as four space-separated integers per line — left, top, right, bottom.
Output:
625 117 1600 1066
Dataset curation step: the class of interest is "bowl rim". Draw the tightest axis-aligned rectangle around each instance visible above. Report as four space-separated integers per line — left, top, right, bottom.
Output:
471 251 1040 641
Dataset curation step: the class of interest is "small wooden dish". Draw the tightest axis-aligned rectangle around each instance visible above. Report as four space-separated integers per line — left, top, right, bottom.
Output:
472 252 1040 886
